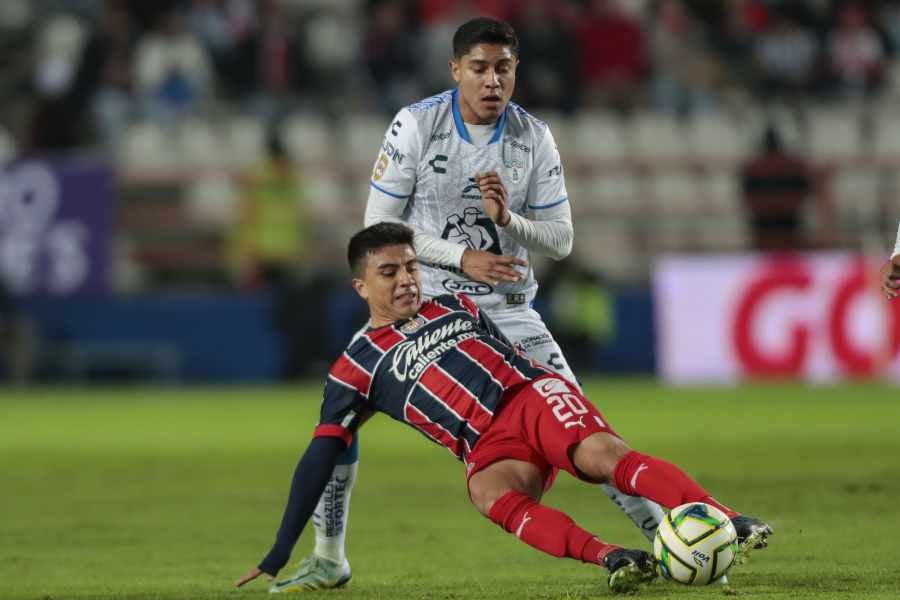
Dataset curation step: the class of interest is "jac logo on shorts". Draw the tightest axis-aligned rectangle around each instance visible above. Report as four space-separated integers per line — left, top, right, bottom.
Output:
442 279 493 296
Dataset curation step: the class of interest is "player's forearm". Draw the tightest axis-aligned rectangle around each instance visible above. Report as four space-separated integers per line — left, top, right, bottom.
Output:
412 232 467 269
365 190 466 268
258 436 347 575
501 212 573 260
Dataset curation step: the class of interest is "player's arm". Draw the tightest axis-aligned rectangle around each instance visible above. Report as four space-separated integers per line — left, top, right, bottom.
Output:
881 222 900 299
365 108 466 268
365 110 525 284
259 436 346 576
478 127 573 261
235 379 367 587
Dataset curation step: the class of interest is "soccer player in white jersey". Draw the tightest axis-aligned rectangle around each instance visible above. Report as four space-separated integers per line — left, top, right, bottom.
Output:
273 17 664 591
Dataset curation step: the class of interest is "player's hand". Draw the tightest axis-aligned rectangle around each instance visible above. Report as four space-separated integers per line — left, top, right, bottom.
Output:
234 566 274 588
475 171 511 227
880 256 900 299
461 249 527 286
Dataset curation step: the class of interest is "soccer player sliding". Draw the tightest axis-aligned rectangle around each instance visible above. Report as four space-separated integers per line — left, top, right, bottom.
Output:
235 223 772 594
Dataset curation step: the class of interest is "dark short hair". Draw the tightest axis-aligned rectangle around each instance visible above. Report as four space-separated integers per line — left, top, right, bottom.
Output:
347 222 416 276
452 17 518 58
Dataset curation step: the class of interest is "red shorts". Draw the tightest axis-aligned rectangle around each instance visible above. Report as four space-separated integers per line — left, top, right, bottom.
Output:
465 375 619 492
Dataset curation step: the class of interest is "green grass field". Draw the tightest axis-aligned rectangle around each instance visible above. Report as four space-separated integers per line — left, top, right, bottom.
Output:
2 380 899 599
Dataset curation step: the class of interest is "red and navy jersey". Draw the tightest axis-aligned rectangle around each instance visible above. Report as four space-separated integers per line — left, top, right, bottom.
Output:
313 293 553 460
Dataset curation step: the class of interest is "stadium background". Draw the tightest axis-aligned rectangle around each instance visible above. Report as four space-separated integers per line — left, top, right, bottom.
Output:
4 0 900 383
2 2 900 599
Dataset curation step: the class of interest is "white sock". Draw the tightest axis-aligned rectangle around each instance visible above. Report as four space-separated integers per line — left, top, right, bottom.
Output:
312 461 357 564
600 483 666 542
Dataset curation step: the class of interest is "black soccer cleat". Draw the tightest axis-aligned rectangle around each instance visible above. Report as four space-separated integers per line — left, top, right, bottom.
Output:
731 514 773 552
604 548 657 594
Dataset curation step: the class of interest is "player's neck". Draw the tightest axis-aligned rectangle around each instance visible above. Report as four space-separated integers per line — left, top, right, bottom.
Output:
369 315 394 328
458 98 497 127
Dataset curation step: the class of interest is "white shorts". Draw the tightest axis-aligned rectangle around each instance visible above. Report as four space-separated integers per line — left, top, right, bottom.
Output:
488 307 579 388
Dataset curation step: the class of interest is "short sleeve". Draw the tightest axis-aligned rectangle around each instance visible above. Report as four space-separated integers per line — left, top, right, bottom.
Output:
369 107 421 200
526 126 569 213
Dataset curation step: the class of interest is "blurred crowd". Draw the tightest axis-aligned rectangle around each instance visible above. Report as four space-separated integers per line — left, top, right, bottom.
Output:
2 0 900 155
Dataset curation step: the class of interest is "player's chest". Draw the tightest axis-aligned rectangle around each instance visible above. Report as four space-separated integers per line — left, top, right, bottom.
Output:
415 138 531 209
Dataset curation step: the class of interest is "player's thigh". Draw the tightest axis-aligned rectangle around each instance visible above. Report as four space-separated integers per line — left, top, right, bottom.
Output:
523 376 621 481
491 308 578 385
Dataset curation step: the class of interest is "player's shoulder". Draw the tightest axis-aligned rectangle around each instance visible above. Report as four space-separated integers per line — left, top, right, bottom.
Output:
332 324 376 365
505 101 550 137
405 89 454 115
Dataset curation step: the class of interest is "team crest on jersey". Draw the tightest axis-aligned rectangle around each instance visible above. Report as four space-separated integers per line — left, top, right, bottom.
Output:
400 316 427 333
503 139 527 183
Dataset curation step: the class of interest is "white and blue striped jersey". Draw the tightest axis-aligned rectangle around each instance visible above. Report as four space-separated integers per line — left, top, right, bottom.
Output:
367 89 571 313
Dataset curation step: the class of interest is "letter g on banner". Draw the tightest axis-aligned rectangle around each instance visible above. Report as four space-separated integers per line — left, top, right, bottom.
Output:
732 259 811 377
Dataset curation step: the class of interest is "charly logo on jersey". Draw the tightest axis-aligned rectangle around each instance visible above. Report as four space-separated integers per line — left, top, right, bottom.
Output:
390 318 478 381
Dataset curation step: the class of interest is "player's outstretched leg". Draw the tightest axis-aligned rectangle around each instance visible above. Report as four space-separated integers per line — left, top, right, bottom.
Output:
271 438 358 592
607 449 773 553
485 490 656 594
519 344 666 543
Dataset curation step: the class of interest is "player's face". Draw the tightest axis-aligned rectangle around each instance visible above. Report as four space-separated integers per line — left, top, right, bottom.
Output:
450 43 518 124
353 244 422 326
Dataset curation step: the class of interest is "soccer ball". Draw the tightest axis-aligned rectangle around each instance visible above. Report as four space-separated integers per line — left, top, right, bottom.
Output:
653 502 738 585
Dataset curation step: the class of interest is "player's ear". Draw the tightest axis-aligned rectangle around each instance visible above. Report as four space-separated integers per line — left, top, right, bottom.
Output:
352 278 369 301
449 58 460 84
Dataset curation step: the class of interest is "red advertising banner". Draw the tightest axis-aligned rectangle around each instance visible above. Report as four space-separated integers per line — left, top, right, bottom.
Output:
654 253 897 383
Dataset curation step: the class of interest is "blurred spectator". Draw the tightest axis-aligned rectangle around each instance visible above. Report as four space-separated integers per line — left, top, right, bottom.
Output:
229 133 305 289
741 125 813 251
0 282 37 385
418 0 473 94
511 0 579 114
363 0 423 116
827 2 886 97
708 0 760 93
648 0 721 115
544 262 614 374
133 8 214 127
301 7 361 118
28 14 88 151
879 0 900 52
83 1 138 145
753 13 820 98
575 0 647 112
239 0 303 126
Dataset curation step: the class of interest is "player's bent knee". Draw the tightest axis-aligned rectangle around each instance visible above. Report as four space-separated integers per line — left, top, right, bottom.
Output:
467 460 545 517
467 481 505 517
571 432 631 483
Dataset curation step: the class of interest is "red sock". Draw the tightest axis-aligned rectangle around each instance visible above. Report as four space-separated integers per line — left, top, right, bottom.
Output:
613 451 738 518
487 491 618 565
